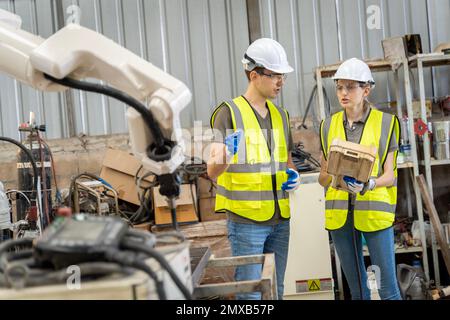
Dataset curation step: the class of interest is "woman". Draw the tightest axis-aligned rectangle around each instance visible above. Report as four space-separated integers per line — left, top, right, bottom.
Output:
319 58 401 300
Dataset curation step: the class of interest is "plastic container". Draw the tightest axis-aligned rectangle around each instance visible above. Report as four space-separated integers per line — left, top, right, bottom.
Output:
399 142 412 161
327 139 377 192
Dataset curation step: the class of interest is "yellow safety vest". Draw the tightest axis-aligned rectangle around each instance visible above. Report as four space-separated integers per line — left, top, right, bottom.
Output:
320 108 400 232
210 96 291 221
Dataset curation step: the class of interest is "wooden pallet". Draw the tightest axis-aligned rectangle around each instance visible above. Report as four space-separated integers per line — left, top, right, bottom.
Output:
193 253 277 300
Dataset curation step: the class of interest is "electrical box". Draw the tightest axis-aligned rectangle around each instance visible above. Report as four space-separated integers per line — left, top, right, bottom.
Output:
284 172 334 300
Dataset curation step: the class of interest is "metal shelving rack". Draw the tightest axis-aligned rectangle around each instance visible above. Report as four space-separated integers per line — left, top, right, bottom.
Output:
314 57 444 298
401 53 450 286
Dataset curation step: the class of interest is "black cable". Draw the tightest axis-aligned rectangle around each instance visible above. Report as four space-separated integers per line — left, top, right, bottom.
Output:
349 199 364 300
0 137 39 194
132 166 157 225
104 248 167 300
121 238 192 299
131 259 167 300
155 232 186 244
300 85 318 130
36 132 50 227
299 85 331 132
0 238 33 272
1 260 131 289
170 207 179 231
38 136 62 204
43 74 172 160
291 143 321 171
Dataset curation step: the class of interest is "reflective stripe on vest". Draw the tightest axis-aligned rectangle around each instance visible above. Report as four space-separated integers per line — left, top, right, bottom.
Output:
320 108 399 232
211 96 290 222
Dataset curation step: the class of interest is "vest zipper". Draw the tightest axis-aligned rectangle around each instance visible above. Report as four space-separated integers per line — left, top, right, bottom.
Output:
241 95 279 215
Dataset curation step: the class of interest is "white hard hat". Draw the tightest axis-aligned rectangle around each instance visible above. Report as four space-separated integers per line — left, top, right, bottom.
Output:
242 38 294 74
332 58 375 86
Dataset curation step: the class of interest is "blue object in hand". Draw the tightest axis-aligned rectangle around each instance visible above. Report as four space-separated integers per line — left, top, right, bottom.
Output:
281 168 300 192
343 175 364 194
225 129 243 156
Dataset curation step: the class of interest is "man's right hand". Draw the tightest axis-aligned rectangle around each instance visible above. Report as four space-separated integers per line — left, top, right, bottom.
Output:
225 129 243 156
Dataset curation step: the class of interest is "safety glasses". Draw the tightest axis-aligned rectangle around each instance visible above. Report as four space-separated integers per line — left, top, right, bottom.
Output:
335 83 365 93
255 69 287 82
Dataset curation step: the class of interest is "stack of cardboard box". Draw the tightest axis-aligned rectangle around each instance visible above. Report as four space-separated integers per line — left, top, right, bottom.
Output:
99 148 225 227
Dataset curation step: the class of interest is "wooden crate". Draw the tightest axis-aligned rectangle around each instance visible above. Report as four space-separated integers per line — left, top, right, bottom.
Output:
152 220 234 285
193 253 277 300
327 138 377 183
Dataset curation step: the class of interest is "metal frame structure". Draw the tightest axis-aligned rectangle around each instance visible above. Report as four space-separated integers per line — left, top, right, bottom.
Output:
403 53 450 286
314 55 450 297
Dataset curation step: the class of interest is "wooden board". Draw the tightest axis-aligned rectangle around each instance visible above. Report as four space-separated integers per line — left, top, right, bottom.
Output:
417 175 450 276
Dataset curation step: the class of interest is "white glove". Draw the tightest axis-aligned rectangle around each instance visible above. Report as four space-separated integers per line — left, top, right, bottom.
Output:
360 178 376 195
282 168 301 192
346 180 364 194
344 176 376 195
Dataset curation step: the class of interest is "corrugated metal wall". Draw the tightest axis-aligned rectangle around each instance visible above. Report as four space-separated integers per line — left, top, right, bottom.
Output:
259 0 450 119
0 0 249 139
0 0 67 139
0 0 449 140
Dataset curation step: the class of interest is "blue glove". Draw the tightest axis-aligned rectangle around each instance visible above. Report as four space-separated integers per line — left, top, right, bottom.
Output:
225 129 243 156
281 168 300 192
343 176 376 195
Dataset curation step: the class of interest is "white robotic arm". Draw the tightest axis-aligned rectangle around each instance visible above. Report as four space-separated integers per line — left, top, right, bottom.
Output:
0 9 191 177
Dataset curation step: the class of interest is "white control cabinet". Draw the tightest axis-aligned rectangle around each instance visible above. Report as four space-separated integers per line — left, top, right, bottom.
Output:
284 172 334 300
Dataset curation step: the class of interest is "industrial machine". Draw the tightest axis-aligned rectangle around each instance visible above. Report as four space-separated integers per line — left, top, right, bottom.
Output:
0 8 192 226
72 174 119 216
0 8 194 298
0 8 190 208
0 214 193 299
0 136 42 240
284 172 334 300
16 114 53 228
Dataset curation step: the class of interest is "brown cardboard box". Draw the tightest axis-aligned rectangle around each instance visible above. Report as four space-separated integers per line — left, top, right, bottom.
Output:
153 184 199 226
327 139 377 185
198 177 216 198
382 36 407 65
412 100 432 119
154 205 199 226
99 148 155 205
133 222 151 232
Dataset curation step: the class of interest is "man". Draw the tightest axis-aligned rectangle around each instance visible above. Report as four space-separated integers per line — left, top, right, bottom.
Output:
207 38 300 300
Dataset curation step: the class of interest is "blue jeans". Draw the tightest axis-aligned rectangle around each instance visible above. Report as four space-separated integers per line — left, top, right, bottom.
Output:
227 219 290 300
330 213 402 300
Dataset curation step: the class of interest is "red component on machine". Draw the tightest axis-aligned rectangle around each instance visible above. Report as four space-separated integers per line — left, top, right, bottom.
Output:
414 118 429 137
27 206 38 222
56 206 72 218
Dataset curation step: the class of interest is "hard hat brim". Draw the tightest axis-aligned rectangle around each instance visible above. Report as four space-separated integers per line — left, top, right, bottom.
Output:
331 75 375 85
266 65 294 74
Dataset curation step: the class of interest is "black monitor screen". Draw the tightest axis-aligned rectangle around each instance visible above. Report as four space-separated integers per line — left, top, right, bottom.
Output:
57 220 105 241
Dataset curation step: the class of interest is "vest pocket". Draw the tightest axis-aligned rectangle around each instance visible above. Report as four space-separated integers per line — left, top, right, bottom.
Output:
230 174 262 191
230 174 262 210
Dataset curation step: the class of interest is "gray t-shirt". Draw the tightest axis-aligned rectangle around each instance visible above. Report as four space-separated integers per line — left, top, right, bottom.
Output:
343 106 398 152
211 98 294 225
